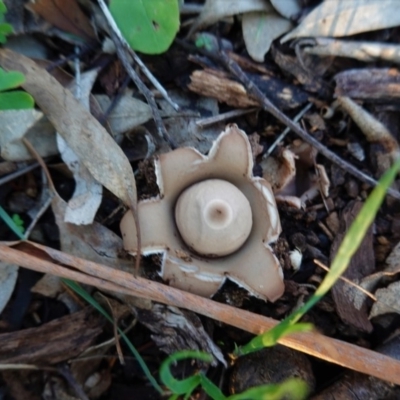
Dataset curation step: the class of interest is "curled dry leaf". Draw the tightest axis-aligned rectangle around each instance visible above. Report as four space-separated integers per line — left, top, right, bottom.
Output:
58 69 102 225
0 48 137 208
242 11 292 62
281 0 400 43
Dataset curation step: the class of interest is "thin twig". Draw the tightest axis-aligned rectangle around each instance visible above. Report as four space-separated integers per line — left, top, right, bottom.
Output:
2 242 400 386
110 31 176 149
98 74 131 126
264 103 313 158
217 51 400 201
0 163 39 187
128 49 180 112
97 0 177 148
196 108 259 128
24 190 53 239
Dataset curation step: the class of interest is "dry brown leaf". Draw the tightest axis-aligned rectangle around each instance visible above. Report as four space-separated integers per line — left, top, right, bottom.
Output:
0 48 137 208
281 0 400 43
26 0 96 42
242 11 292 62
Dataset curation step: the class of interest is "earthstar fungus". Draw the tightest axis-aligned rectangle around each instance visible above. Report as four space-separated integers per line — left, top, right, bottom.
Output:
120 125 284 301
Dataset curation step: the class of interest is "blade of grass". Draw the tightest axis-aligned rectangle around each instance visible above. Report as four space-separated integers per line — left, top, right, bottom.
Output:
229 378 308 400
0 205 24 239
159 350 213 396
237 158 400 355
63 279 164 394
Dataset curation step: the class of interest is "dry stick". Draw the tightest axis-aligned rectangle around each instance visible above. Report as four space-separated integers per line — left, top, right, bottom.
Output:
97 0 180 112
0 163 39 187
109 30 176 150
218 51 400 201
196 108 259 128
2 243 400 385
97 0 176 149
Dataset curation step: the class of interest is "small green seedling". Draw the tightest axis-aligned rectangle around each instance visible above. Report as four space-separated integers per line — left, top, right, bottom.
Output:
0 1 34 110
0 68 34 110
0 1 12 43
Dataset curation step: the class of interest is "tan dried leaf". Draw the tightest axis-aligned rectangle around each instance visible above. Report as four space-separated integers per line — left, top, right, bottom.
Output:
242 12 292 62
0 48 137 207
281 0 400 43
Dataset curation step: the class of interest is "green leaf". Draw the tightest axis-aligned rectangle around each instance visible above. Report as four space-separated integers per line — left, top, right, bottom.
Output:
109 0 180 54
0 68 26 91
0 91 34 110
0 1 6 14
237 158 400 356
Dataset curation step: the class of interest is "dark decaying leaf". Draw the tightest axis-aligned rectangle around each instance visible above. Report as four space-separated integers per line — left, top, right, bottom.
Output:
330 201 375 332
26 0 96 43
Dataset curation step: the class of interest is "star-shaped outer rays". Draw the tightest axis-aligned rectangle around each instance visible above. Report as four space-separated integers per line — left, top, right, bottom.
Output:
120 124 285 302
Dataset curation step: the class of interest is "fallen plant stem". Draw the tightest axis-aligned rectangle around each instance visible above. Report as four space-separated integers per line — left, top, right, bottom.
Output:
97 0 180 111
98 0 176 149
0 163 39 187
217 51 400 200
2 242 400 385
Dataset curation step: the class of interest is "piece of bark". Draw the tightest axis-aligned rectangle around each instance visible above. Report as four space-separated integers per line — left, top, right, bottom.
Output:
136 304 225 366
335 68 400 101
330 201 375 332
0 307 104 364
188 68 308 110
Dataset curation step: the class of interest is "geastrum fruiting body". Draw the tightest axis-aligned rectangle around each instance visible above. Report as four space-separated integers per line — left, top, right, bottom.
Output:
120 125 284 301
